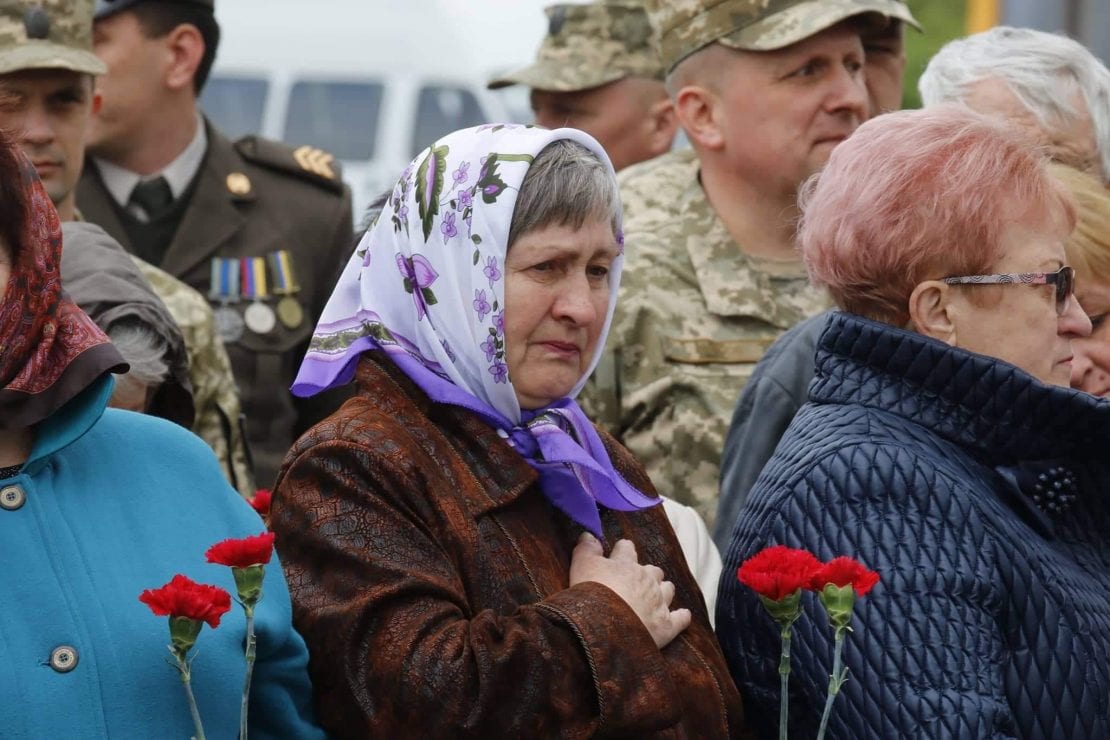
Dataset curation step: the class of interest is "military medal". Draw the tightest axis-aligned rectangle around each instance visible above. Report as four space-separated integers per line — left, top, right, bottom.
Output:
269 250 305 329
209 257 245 343
241 256 277 335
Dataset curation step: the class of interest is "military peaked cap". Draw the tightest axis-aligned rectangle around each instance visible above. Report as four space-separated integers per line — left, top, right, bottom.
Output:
94 0 214 20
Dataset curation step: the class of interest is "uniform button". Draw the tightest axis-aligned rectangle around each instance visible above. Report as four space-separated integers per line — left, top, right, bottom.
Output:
0 485 25 511
49 645 79 673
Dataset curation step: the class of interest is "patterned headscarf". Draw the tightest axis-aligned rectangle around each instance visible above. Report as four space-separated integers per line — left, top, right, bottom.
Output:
0 149 125 429
295 124 657 537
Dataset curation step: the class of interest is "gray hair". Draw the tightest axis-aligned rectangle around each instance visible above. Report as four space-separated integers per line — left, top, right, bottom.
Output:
919 26 1110 180
108 320 171 388
508 139 621 247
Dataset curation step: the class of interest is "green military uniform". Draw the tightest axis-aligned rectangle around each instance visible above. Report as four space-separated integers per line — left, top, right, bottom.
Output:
77 124 354 485
580 0 917 526
132 258 255 496
488 0 663 91
579 149 830 524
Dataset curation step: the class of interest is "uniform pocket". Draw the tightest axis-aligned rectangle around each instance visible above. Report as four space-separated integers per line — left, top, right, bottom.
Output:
661 336 776 365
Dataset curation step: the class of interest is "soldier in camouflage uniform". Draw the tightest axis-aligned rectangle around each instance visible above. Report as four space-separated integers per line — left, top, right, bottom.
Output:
0 0 254 495
579 0 916 526
79 0 354 486
488 1 677 171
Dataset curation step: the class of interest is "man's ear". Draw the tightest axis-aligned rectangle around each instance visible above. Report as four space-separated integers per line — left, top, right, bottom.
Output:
91 89 103 116
673 84 723 150
908 279 958 345
163 23 204 92
645 97 679 157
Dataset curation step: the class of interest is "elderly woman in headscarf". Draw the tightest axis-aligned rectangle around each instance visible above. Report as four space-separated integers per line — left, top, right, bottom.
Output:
273 124 745 737
0 135 321 737
717 105 1110 738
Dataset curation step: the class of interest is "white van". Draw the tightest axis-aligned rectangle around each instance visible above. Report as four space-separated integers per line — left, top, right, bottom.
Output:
201 0 528 225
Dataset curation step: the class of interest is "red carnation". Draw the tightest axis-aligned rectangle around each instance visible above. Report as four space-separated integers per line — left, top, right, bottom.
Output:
813 556 880 596
205 532 276 569
249 489 271 517
737 545 823 602
139 574 232 628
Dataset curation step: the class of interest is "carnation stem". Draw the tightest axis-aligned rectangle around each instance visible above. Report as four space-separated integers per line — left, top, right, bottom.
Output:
175 652 206 740
778 622 792 740
816 628 849 740
240 605 257 740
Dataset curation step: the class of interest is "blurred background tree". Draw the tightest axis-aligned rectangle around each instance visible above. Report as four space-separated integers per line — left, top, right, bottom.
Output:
902 0 971 108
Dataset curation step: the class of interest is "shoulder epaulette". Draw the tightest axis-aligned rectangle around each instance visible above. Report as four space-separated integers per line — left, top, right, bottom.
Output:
234 135 346 194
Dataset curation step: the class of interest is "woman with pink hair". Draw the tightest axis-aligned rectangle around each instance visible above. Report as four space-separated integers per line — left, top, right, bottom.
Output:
717 105 1110 738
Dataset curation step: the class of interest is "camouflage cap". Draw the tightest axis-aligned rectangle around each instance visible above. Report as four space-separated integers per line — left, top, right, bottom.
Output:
0 0 106 76
488 1 663 92
93 0 214 20
648 0 921 73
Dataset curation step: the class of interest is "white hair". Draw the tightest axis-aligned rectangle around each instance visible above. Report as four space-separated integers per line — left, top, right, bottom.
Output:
108 321 170 387
919 26 1110 181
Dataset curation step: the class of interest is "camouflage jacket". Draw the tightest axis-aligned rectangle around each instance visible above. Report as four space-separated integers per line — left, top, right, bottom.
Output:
579 149 829 526
133 258 256 497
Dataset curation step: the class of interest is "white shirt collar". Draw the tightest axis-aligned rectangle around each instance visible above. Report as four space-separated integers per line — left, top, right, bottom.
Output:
93 114 209 213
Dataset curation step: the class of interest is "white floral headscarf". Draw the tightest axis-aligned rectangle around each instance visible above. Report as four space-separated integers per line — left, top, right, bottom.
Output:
294 124 655 536
295 123 621 420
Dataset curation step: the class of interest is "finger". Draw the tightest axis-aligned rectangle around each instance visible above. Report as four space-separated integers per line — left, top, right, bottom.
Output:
645 564 665 582
659 580 676 606
669 607 692 636
574 531 604 556
610 539 638 563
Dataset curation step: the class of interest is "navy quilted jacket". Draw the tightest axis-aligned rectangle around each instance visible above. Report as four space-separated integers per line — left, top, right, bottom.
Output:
717 312 1110 739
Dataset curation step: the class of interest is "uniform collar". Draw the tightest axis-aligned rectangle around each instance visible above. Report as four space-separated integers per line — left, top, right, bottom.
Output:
93 112 209 209
679 157 827 328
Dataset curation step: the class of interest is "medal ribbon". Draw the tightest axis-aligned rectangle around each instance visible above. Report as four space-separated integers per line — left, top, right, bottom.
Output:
209 257 240 303
241 257 269 300
268 250 300 294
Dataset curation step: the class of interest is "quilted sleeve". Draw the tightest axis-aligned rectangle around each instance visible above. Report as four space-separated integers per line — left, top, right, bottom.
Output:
717 440 1018 739
271 435 680 737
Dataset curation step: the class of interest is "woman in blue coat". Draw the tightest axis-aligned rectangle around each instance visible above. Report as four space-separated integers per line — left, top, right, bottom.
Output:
0 136 322 736
717 105 1110 738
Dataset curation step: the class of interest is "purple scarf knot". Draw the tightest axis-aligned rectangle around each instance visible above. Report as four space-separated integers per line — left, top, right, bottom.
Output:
388 347 659 538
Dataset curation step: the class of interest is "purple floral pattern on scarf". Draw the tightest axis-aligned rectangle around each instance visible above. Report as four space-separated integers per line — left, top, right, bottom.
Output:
397 254 439 321
489 358 509 384
473 289 491 322
452 161 470 185
441 212 458 243
480 334 497 362
483 256 501 288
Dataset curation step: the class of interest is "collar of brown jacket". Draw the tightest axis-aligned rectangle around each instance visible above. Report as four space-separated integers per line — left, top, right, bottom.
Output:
354 351 543 518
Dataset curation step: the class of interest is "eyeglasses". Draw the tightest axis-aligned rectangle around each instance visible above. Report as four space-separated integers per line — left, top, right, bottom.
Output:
942 266 1075 315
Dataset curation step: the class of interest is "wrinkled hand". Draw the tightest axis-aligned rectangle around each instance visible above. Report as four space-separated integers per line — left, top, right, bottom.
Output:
569 533 692 649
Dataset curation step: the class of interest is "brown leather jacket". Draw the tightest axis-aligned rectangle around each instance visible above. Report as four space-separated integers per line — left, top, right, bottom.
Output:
272 352 746 738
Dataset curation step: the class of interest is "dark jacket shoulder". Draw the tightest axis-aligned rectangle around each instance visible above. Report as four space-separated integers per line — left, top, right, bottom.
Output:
234 135 346 195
